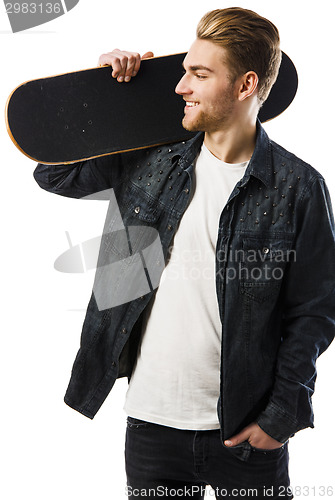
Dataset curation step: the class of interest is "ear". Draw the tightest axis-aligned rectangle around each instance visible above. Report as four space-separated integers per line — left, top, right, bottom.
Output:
238 71 259 102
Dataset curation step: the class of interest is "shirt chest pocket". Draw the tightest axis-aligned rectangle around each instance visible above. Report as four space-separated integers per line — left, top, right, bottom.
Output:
239 236 294 302
124 183 163 225
100 183 164 261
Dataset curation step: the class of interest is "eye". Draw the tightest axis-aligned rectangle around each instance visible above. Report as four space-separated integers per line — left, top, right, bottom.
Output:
195 74 207 80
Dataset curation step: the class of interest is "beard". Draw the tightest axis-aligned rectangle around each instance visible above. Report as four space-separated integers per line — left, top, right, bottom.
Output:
182 109 227 133
181 86 236 133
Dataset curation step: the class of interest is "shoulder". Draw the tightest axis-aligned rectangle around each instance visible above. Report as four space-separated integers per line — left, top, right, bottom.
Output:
268 140 334 219
270 139 324 186
122 140 192 173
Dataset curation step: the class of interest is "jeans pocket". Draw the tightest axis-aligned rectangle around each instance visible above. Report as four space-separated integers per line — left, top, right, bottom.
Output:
251 443 285 455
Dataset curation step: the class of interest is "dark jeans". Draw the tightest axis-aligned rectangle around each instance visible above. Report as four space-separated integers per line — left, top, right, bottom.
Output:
125 417 293 500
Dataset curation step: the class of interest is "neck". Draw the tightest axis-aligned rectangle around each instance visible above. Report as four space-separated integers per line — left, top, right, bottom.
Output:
204 117 257 164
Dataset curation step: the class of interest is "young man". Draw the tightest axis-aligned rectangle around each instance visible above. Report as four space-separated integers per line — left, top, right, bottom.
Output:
34 8 335 500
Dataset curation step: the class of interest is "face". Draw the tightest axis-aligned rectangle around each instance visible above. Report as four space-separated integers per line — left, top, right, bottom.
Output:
175 39 238 133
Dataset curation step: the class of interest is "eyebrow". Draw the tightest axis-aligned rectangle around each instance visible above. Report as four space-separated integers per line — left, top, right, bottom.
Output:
182 63 214 73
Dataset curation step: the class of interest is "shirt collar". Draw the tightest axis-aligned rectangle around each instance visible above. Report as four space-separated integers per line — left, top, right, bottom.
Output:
177 120 272 188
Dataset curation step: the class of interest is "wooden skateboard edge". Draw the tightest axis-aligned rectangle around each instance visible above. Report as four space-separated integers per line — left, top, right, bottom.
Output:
5 87 40 163
46 138 192 165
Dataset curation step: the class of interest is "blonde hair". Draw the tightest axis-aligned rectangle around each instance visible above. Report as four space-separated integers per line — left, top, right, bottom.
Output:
197 8 281 104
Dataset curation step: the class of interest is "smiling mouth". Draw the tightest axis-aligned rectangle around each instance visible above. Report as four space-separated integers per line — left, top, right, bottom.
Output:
185 101 199 107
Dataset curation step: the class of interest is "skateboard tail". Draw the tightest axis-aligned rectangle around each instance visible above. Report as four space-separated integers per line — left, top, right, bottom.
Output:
5 86 38 163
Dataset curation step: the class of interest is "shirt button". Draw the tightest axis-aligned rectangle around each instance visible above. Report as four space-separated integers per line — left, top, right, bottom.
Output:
134 206 140 214
121 328 127 334
262 247 270 254
167 224 173 231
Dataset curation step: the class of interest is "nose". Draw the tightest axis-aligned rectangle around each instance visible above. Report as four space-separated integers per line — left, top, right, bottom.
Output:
175 73 191 96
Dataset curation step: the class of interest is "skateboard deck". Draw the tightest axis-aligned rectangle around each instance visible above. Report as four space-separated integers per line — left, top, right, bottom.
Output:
6 52 298 165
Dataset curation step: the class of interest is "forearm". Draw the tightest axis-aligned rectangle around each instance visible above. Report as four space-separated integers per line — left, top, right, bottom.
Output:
33 153 126 199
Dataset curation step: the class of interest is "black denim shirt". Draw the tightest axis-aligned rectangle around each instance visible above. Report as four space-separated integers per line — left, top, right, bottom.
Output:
34 121 335 460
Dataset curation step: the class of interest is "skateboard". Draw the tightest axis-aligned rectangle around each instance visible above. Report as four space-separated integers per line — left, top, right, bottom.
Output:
5 52 298 165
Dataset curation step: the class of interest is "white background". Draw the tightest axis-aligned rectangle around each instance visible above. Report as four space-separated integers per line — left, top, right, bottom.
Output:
1 1 334 499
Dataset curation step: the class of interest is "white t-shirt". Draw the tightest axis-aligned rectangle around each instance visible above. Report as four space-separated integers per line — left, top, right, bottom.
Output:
124 143 248 430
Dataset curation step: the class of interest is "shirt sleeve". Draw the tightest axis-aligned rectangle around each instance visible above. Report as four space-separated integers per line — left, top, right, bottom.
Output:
256 174 335 442
33 153 127 199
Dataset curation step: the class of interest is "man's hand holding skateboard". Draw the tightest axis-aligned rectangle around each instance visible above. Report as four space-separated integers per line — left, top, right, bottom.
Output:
98 49 154 83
